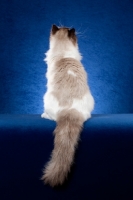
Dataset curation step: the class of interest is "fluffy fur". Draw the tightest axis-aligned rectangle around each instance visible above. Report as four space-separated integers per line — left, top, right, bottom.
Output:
41 25 94 187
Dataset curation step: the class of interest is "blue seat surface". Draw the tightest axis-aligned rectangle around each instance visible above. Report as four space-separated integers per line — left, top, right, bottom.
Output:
0 114 133 200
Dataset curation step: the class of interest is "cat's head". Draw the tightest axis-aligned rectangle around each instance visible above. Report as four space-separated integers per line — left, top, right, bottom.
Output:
50 24 77 46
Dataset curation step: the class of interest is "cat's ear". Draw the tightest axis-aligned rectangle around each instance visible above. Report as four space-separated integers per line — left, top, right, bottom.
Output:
51 24 59 35
68 28 77 44
68 28 75 37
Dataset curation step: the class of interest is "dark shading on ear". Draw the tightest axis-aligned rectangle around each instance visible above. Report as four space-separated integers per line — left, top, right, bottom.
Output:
51 24 59 35
68 28 77 44
68 28 75 37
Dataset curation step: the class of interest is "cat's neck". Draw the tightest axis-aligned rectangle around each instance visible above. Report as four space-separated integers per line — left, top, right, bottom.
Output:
44 43 82 65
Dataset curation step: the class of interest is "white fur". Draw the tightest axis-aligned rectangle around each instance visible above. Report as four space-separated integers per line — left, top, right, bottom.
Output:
44 36 82 65
67 70 76 77
42 34 94 122
70 93 94 120
42 91 62 121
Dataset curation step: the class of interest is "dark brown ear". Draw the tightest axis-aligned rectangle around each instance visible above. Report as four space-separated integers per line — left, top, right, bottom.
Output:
68 28 77 44
68 28 75 37
51 24 59 35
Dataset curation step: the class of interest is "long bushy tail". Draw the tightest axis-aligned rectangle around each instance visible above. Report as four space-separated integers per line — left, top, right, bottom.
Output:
41 109 84 187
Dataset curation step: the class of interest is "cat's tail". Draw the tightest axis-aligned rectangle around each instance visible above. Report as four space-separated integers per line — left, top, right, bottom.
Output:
41 109 84 187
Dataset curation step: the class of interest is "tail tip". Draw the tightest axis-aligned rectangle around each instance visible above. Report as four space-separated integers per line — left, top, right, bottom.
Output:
41 173 65 187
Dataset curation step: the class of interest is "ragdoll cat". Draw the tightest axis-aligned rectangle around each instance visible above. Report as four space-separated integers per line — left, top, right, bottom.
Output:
41 24 94 187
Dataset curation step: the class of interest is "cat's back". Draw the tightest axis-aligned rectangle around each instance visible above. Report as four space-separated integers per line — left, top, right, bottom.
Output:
54 57 88 87
55 58 86 77
49 57 90 105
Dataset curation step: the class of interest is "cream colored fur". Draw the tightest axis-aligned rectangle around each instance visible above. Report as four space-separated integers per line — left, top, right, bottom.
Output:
41 25 94 187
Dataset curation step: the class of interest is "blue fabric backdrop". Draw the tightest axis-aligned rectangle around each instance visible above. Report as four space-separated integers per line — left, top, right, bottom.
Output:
0 0 133 114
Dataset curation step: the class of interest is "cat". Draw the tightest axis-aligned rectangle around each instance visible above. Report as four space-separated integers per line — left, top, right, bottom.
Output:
41 24 94 187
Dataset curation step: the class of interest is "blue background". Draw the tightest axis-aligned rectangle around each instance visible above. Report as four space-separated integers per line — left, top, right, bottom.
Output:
0 0 133 114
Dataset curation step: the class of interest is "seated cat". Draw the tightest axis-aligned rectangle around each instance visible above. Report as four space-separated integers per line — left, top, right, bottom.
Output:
41 25 94 187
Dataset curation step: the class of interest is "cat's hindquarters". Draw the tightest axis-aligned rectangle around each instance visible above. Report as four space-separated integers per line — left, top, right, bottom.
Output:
70 92 94 121
42 91 60 121
42 90 94 121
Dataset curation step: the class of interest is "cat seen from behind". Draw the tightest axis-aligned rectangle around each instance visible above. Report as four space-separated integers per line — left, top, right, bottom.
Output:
41 24 94 187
